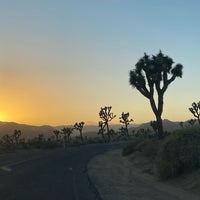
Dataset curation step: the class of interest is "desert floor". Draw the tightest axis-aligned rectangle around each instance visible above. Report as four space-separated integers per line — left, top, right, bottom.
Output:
88 149 200 200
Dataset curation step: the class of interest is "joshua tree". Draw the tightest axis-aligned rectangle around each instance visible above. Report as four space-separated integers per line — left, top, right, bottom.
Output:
53 130 60 142
129 51 183 139
189 101 200 125
74 121 85 142
99 106 116 142
13 129 21 145
1 134 13 147
61 127 73 147
119 112 133 137
98 121 106 142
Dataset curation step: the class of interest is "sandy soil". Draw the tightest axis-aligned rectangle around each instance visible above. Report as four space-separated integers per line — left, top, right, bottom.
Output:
88 149 200 200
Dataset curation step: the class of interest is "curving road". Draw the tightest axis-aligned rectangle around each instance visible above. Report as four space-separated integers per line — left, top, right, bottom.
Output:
0 143 125 200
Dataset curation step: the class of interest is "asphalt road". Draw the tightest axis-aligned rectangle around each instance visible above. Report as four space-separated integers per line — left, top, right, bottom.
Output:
0 142 125 200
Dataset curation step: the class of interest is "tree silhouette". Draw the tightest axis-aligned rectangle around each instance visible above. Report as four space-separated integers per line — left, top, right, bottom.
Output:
13 129 21 145
129 51 183 138
119 112 133 137
74 121 85 142
1 134 13 148
53 130 60 142
99 106 116 142
98 121 106 142
189 101 200 125
61 127 73 147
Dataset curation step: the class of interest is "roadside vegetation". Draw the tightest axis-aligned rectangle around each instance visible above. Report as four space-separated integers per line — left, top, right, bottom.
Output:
122 125 200 180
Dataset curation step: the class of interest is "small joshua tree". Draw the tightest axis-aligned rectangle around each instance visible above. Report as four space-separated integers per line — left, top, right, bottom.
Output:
74 121 85 142
61 127 73 147
189 101 200 125
1 134 14 148
119 112 133 137
98 121 106 142
53 130 60 142
13 129 21 145
99 106 116 142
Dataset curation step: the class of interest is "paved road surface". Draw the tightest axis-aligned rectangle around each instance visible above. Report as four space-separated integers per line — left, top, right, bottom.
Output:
0 143 125 200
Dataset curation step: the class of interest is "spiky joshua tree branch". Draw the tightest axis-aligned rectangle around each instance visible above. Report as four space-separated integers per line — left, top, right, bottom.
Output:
189 101 200 125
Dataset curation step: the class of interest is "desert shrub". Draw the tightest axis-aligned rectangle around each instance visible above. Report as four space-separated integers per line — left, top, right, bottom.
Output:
43 140 61 149
122 137 145 156
84 137 104 144
156 127 200 180
26 137 61 149
122 136 161 157
0 134 15 149
70 137 83 146
111 132 129 142
156 135 183 179
135 138 160 157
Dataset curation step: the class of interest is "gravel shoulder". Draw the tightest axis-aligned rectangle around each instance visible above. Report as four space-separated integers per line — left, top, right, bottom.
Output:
87 149 200 200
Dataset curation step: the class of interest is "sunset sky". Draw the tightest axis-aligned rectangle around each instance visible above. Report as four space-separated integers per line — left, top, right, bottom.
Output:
0 0 200 126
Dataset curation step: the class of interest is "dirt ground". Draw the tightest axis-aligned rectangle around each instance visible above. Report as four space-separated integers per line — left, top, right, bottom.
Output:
87 149 200 200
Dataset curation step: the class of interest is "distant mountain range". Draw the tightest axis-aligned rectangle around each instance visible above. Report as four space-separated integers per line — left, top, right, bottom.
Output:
0 119 185 139
129 119 182 133
0 122 55 139
0 122 122 139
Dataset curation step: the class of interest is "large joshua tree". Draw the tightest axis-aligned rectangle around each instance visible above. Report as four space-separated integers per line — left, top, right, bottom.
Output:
129 51 183 138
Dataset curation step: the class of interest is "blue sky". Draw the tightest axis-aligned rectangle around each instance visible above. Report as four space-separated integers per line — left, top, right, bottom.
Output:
0 0 199 125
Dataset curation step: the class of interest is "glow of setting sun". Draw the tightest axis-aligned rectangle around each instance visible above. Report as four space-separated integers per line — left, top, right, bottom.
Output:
0 114 6 122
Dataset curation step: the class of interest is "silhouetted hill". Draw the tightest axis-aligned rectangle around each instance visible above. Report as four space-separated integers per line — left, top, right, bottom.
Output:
0 120 183 139
0 122 122 139
129 119 182 133
0 122 55 139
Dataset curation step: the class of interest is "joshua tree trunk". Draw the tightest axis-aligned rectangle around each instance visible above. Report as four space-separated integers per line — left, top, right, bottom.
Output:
105 123 110 142
149 93 164 139
156 115 164 139
125 124 129 137
79 130 83 142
